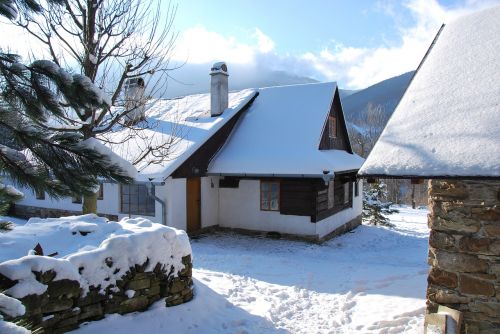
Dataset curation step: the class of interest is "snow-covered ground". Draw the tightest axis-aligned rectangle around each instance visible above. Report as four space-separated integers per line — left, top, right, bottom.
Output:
0 207 429 333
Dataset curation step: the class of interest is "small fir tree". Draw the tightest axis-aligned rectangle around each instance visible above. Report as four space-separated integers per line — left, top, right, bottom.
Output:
0 178 23 231
362 182 398 227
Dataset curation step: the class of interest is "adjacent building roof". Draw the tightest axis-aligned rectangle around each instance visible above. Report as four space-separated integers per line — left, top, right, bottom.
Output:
359 6 500 179
208 82 364 177
106 89 257 181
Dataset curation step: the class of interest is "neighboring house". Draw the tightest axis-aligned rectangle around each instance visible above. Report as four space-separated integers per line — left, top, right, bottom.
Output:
359 7 500 333
13 62 364 242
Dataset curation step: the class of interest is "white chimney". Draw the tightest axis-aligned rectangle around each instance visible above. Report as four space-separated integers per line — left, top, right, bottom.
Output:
124 77 146 123
210 62 229 117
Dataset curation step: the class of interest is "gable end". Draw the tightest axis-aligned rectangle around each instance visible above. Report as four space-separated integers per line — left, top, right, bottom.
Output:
318 87 353 153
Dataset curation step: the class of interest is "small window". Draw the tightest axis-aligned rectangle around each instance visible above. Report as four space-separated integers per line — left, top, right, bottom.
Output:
328 116 337 138
327 180 334 209
344 182 350 204
97 184 104 200
35 189 45 200
120 184 155 216
355 180 359 197
72 195 82 204
260 181 280 211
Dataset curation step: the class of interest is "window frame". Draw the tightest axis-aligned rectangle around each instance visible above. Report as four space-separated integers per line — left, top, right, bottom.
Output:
343 182 350 205
97 184 104 200
72 195 82 204
328 115 337 139
327 180 334 209
35 189 45 200
354 180 359 197
120 183 156 216
260 180 280 211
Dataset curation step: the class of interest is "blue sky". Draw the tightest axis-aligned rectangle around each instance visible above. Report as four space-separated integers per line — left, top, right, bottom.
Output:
168 0 500 89
175 0 408 52
1 0 499 91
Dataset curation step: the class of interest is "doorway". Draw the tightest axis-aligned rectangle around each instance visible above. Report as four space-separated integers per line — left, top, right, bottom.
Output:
186 177 201 232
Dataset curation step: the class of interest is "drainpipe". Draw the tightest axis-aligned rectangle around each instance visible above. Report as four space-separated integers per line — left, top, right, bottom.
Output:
147 180 167 226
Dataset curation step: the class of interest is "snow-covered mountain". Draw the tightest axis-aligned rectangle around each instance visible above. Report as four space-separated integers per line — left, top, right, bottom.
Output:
338 71 414 158
342 71 414 125
162 64 318 98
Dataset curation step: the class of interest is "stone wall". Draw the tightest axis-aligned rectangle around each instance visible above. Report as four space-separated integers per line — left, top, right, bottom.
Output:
11 204 118 222
427 179 500 333
0 255 193 334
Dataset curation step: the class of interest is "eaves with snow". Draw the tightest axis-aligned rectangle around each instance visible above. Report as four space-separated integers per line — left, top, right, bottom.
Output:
359 6 500 179
107 82 363 182
105 89 257 182
208 82 364 177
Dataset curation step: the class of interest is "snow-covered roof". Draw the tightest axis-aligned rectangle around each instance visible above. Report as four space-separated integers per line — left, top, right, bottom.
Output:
359 6 500 179
208 82 364 177
106 89 257 181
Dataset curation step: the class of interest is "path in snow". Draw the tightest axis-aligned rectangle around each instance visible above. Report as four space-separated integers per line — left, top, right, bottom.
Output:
68 206 429 334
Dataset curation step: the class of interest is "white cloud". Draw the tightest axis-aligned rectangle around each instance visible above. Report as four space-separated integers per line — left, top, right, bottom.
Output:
3 0 499 90
253 28 275 53
172 25 275 65
171 0 500 90
301 0 500 88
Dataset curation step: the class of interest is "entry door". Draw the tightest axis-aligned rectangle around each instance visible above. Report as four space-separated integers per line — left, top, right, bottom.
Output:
186 177 201 232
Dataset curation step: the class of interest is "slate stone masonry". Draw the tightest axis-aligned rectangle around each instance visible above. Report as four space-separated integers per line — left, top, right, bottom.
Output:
0 255 193 333
11 204 118 222
427 179 500 333
9 204 118 221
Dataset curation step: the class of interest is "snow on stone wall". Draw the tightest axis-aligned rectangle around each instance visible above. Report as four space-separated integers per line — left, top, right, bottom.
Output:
0 215 193 333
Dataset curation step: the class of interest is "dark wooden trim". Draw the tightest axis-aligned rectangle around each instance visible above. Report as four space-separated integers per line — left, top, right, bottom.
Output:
172 93 259 178
186 177 202 233
312 176 353 222
279 178 321 217
219 177 240 188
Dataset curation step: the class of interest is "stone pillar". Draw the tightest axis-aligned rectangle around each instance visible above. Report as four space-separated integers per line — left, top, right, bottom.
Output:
427 179 500 333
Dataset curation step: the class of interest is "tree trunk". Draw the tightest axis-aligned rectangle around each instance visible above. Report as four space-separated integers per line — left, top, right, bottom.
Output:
82 192 98 214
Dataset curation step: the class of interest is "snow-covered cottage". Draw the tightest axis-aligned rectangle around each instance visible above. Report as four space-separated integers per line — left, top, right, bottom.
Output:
359 7 500 332
12 63 364 242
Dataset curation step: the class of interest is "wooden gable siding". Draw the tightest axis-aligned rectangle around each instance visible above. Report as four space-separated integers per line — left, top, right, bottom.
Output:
319 87 353 153
313 174 354 222
280 179 322 216
248 175 356 223
171 93 258 178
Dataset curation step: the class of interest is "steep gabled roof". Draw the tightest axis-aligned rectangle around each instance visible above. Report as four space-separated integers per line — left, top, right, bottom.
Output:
106 89 257 181
208 82 364 177
359 6 500 179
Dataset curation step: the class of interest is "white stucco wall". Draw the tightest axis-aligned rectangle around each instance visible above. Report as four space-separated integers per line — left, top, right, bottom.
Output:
315 180 363 238
12 176 362 239
201 176 219 228
219 180 316 237
164 177 186 231
218 179 362 238
16 183 121 215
